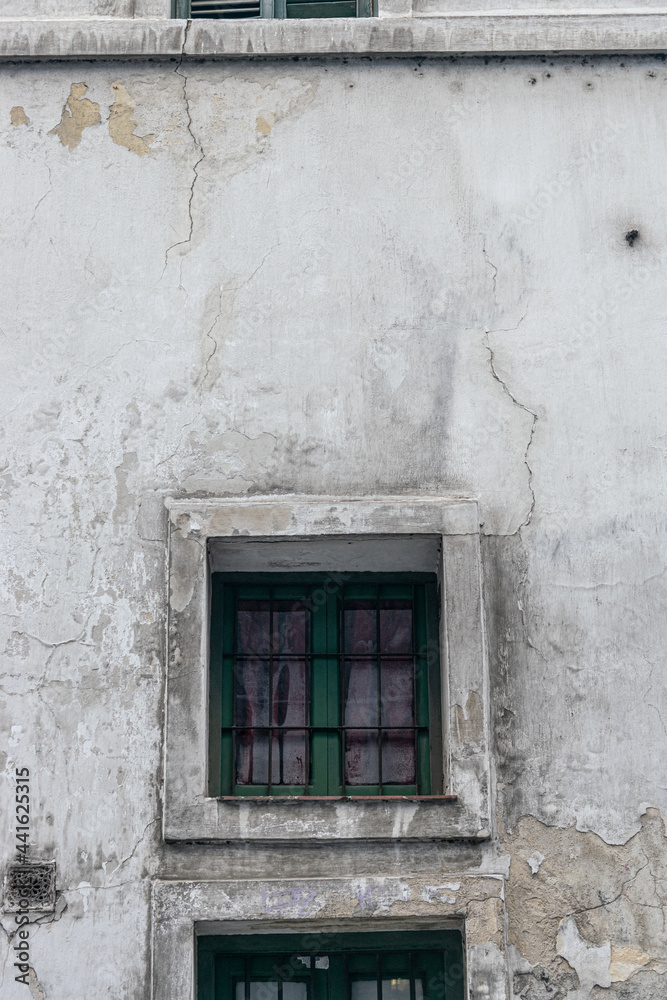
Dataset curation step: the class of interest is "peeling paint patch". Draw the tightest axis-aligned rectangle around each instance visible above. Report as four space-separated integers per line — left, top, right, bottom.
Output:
353 880 411 913
11 106 28 127
26 968 46 1000
557 916 611 993
526 851 545 874
421 882 461 905
108 82 153 156
506 810 667 997
49 83 101 151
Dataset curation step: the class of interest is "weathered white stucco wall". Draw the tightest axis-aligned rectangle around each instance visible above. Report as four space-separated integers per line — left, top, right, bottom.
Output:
1 52 666 1000
0 0 168 17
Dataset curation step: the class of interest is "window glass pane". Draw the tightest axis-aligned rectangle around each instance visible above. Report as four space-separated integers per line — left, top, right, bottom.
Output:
379 603 413 654
236 661 270 726
236 729 268 784
344 602 377 654
273 660 306 726
270 658 307 785
344 659 378 726
382 980 411 998
283 984 308 999
380 659 413 726
381 730 415 784
237 601 271 656
351 984 378 1000
345 730 379 785
351 982 423 1000
273 601 309 654
235 984 307 1000
270 730 306 784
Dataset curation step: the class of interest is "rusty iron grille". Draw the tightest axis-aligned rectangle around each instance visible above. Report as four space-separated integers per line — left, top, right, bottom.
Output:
3 863 56 912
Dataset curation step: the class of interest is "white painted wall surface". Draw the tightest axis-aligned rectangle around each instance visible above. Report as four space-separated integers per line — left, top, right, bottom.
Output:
0 0 169 16
0 54 666 999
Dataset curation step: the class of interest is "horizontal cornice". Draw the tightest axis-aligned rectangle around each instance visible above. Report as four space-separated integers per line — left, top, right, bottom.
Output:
2 12 667 59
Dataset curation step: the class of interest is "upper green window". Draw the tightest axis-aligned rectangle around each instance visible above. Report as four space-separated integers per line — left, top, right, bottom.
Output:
174 0 372 18
198 930 464 1000
209 573 442 797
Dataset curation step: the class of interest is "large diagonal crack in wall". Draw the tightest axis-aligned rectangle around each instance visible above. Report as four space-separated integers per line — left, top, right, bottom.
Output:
201 286 223 388
482 248 536 532
483 319 544 658
483 319 536 531
163 22 204 276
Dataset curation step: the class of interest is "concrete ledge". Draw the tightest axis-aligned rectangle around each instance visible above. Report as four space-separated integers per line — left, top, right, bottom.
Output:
2 12 667 59
0 18 185 59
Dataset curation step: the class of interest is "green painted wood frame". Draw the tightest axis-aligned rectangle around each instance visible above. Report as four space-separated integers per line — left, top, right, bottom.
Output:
208 573 442 798
198 930 465 1000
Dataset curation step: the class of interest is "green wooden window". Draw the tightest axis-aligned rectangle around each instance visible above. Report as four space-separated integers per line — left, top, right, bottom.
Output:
173 0 371 18
198 930 465 1000
209 573 442 797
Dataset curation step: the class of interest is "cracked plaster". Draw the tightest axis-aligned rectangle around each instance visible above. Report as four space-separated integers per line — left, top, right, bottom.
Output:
505 810 667 998
1 53 667 1000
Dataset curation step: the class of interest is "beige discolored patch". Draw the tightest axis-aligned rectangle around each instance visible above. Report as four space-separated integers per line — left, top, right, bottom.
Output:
108 82 153 156
610 945 651 982
49 83 101 151
256 112 275 136
10 107 28 127
453 690 484 745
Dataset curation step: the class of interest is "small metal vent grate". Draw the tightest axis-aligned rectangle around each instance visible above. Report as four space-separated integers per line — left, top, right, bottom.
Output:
191 0 261 17
3 863 56 913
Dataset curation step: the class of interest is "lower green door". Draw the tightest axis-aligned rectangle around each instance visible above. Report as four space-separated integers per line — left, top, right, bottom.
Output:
198 930 464 1000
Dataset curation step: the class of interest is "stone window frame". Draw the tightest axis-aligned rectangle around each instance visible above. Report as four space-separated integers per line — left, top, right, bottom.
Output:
151 874 509 1000
164 495 491 842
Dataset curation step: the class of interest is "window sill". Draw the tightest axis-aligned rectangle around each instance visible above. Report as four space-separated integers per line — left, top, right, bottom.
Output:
3 13 667 60
164 794 488 843
214 794 459 801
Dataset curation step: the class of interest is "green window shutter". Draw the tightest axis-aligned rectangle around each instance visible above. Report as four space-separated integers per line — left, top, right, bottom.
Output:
198 930 465 1000
175 0 262 16
285 1 357 17
175 0 370 16
209 573 441 798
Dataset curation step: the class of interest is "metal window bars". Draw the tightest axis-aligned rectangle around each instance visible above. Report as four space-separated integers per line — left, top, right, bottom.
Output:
233 951 427 1000
223 582 428 796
